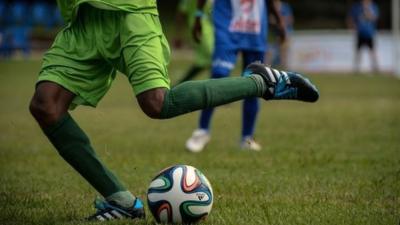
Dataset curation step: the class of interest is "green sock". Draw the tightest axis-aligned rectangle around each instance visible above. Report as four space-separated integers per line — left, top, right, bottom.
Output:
106 191 136 208
43 114 135 207
160 75 265 119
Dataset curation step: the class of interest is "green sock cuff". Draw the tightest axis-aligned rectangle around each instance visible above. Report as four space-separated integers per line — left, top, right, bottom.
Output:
106 191 136 208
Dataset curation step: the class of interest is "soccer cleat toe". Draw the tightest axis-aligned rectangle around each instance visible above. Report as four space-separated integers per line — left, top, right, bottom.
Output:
287 73 319 102
87 197 145 221
245 62 319 102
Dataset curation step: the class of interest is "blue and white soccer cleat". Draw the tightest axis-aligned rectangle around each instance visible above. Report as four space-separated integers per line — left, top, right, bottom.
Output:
87 197 145 221
246 62 319 102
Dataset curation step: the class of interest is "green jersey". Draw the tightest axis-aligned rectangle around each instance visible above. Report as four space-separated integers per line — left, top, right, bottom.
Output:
57 0 158 23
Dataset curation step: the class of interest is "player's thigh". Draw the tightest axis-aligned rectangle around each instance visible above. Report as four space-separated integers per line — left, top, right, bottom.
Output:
119 13 170 96
211 47 238 78
39 25 116 109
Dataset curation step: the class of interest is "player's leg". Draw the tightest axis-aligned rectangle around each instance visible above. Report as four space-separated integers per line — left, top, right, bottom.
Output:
31 5 144 220
122 13 318 120
368 37 379 73
240 50 264 151
30 81 142 220
129 48 317 120
186 24 219 150
30 82 74 128
280 39 289 68
29 81 138 205
195 32 223 133
184 48 238 152
119 12 258 117
355 35 362 73
197 73 232 134
137 60 319 116
122 29 261 118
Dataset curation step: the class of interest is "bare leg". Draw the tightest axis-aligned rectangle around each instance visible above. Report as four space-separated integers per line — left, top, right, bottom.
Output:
30 82 135 207
136 88 167 119
280 40 289 68
29 81 75 127
355 49 361 74
370 49 379 73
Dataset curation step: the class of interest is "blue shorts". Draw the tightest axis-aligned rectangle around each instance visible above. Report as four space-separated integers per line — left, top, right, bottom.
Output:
211 47 264 78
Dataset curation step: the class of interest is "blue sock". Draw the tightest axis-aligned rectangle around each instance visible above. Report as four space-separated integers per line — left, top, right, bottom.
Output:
242 97 259 138
199 107 215 131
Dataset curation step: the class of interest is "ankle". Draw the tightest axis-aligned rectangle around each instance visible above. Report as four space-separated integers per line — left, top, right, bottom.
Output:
106 191 136 208
249 75 267 97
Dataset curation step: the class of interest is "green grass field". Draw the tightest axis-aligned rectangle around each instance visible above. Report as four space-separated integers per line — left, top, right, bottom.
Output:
0 59 399 225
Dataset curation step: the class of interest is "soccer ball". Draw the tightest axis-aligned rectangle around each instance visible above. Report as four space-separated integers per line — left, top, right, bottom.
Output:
147 165 213 224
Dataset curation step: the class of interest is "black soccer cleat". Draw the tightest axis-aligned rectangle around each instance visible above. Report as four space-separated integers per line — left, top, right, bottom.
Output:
245 62 319 102
87 197 145 221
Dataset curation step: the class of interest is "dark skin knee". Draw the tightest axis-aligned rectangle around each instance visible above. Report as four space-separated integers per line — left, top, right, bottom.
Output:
29 82 75 128
136 88 167 119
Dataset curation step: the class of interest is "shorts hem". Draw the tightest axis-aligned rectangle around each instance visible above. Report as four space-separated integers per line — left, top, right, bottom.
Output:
37 75 97 108
133 80 170 96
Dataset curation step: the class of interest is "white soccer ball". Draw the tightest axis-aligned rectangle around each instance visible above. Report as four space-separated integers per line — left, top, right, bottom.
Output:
147 165 213 224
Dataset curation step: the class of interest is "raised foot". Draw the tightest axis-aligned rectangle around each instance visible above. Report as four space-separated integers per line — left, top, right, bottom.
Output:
246 62 319 102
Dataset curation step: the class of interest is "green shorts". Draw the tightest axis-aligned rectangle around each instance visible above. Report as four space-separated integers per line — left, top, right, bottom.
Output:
38 4 170 108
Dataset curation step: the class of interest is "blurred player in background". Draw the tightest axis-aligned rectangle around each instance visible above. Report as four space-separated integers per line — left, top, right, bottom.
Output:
348 0 379 73
267 0 293 68
29 0 318 221
186 0 287 152
174 0 214 84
